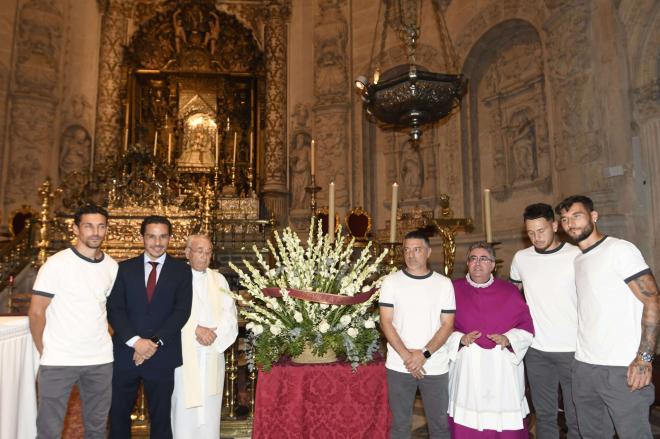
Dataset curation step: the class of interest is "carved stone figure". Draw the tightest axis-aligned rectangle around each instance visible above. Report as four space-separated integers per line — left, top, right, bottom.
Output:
173 9 187 53
205 11 220 55
400 140 423 200
59 125 92 178
510 112 538 183
290 131 312 210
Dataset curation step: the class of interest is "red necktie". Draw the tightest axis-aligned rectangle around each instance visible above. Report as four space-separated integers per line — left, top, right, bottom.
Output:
146 262 159 303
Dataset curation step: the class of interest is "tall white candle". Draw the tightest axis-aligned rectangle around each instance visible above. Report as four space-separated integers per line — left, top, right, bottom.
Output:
249 130 254 164
329 181 336 243
153 130 158 157
311 139 316 177
390 182 399 242
483 188 493 243
232 131 238 166
215 129 219 167
167 132 172 164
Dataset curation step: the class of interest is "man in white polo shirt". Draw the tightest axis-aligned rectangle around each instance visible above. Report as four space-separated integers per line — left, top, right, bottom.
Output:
509 203 580 438
556 195 659 438
379 230 455 439
28 204 118 439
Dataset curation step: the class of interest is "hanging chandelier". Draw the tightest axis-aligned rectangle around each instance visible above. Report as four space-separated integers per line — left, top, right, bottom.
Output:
355 0 467 143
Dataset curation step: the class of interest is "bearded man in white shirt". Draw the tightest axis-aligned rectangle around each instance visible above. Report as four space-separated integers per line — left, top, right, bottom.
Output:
171 234 238 439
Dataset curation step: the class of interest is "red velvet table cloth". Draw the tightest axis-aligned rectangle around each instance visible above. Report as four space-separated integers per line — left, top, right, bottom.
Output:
252 361 391 438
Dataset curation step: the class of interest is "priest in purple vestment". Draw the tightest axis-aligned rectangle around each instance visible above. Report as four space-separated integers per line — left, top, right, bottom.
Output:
446 241 535 438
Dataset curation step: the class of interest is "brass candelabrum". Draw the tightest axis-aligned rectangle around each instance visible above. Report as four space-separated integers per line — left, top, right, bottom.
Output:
305 174 322 216
383 241 402 268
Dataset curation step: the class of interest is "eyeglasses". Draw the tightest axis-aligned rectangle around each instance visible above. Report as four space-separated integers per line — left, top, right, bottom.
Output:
468 255 494 264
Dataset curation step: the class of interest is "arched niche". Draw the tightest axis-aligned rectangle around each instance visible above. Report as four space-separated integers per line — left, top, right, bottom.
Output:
459 18 551 232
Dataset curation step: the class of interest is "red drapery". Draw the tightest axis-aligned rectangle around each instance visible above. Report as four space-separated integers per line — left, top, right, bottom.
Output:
252 361 391 438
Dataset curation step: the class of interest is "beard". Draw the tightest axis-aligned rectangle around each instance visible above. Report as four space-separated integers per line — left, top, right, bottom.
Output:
81 236 102 249
571 221 594 243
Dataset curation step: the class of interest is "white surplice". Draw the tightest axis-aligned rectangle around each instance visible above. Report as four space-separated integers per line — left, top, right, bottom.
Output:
171 268 238 439
446 328 533 432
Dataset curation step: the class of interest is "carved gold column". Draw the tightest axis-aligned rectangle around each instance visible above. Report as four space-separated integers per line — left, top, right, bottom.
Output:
262 0 290 226
94 0 130 164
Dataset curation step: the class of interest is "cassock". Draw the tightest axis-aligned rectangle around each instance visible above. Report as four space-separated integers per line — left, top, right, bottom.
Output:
171 268 238 439
446 276 534 438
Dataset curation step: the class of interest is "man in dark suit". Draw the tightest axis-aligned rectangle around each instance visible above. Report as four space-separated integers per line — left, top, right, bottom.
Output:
107 215 193 439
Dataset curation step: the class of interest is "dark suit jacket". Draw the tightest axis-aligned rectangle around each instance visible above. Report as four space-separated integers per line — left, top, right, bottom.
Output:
107 253 192 372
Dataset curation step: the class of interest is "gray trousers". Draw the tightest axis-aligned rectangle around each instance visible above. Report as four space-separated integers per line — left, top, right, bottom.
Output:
572 359 654 439
386 368 450 439
524 347 579 439
36 362 113 439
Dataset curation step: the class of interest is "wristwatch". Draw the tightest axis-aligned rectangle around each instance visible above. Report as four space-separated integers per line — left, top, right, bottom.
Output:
422 348 432 359
150 336 164 347
638 351 655 362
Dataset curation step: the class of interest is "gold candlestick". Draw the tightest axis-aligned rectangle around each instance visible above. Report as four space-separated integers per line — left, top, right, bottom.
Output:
305 174 322 217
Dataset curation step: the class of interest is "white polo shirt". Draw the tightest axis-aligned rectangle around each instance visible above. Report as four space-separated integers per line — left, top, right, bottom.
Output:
32 248 118 366
379 270 455 375
510 242 580 352
573 236 651 366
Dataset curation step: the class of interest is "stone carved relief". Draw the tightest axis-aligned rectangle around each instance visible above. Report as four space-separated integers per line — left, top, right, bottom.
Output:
5 101 53 204
544 1 601 170
479 33 551 199
289 103 312 211
314 0 348 103
315 111 348 207
400 139 424 200
14 0 62 97
59 124 92 178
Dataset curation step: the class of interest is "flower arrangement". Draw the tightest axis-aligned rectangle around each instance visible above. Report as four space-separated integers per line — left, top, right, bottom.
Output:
229 218 390 371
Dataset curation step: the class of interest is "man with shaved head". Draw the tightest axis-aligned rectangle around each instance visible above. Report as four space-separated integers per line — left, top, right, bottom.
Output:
170 234 238 439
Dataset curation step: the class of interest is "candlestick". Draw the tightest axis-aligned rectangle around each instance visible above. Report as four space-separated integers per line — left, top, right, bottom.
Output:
232 131 237 166
483 188 493 243
390 182 399 242
153 130 158 157
311 139 316 177
328 181 335 243
123 100 130 152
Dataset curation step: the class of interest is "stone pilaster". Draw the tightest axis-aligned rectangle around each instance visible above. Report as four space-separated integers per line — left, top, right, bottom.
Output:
262 0 290 226
93 0 129 164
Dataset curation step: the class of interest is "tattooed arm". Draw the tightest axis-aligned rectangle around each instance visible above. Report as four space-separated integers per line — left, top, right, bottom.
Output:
627 273 660 391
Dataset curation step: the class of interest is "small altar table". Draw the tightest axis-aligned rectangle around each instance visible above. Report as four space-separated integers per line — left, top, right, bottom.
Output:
0 316 39 439
252 361 391 438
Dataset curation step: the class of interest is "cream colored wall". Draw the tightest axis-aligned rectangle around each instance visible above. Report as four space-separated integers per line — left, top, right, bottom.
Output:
0 0 101 229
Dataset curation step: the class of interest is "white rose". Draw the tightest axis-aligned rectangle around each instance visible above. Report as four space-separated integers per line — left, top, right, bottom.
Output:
318 320 330 333
340 315 352 326
363 319 375 329
246 322 254 330
294 311 303 323
270 325 282 335
347 327 359 338
252 325 264 335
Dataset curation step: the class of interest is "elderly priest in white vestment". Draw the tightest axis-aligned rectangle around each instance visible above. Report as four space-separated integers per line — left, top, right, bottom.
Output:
171 234 238 439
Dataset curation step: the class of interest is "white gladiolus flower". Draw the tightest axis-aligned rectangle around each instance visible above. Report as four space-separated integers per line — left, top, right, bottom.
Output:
318 321 330 333
320 304 329 309
340 315 352 326
253 325 264 335
363 319 375 329
294 312 303 323
246 322 254 330
347 327 358 337
270 325 282 335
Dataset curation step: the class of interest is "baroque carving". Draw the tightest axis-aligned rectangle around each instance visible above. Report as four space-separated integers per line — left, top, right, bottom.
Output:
59 124 92 179
126 0 262 73
544 1 601 170
14 0 62 97
289 103 312 211
400 139 423 200
314 0 348 104
315 111 348 207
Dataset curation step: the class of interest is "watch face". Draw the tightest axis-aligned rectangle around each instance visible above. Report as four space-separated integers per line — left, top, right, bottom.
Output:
423 350 431 359
640 352 654 362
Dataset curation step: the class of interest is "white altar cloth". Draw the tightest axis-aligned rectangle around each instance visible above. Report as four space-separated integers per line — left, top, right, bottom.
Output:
0 316 39 439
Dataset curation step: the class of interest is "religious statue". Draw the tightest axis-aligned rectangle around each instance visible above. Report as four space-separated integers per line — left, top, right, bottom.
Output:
400 140 423 200
59 124 91 178
173 10 187 53
290 131 311 210
177 114 216 168
510 112 538 183
205 12 220 55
